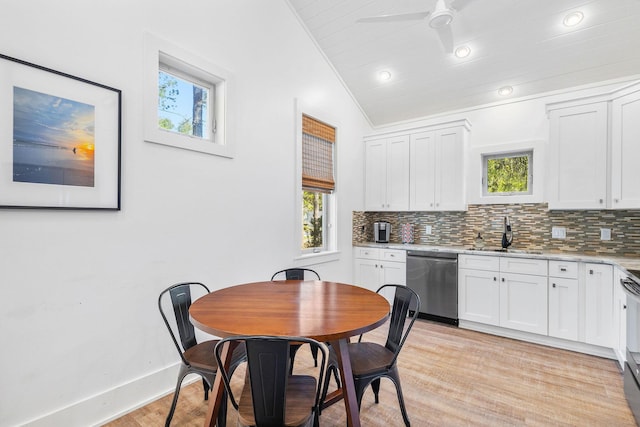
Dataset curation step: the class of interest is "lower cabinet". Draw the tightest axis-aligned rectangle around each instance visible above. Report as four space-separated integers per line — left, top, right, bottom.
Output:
548 261 579 341
353 247 406 295
460 255 619 357
458 255 548 335
584 263 614 347
458 268 500 325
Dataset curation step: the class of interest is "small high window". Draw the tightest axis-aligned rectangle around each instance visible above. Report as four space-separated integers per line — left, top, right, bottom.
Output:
483 151 533 196
144 33 234 158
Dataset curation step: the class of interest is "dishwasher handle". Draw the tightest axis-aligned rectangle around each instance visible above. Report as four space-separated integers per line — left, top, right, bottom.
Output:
407 250 458 260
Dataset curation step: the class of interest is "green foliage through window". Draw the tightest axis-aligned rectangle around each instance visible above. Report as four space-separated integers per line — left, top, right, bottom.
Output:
484 152 531 194
302 190 323 249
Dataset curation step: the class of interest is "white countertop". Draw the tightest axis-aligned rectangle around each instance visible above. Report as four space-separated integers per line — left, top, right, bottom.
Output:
355 242 640 276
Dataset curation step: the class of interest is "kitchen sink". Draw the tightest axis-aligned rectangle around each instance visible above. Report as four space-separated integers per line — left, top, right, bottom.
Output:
467 247 544 255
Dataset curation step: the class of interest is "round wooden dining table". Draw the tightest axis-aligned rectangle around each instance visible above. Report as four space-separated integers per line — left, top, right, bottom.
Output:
189 280 390 427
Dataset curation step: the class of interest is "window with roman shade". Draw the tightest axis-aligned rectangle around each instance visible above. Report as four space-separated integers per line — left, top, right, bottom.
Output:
302 115 335 193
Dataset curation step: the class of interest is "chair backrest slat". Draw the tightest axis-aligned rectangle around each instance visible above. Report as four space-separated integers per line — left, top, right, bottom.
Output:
246 338 290 426
169 285 197 350
271 268 321 281
379 285 420 363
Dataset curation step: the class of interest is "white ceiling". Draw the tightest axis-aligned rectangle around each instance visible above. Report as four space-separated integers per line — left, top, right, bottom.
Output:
286 0 640 127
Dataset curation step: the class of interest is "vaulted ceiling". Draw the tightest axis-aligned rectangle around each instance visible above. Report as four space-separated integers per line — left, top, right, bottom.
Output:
287 0 640 127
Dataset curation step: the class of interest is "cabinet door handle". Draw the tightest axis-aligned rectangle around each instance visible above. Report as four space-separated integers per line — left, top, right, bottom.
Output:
493 277 497 281
624 305 627 310
589 269 594 275
501 277 505 282
614 198 619 203
599 199 604 204
552 283 556 288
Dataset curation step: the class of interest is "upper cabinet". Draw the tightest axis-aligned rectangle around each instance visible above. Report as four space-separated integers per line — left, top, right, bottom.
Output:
364 120 470 212
364 135 410 211
410 126 467 211
611 87 640 209
547 82 640 210
547 102 608 209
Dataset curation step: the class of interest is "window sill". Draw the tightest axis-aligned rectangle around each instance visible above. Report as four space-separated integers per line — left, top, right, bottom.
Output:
294 250 341 266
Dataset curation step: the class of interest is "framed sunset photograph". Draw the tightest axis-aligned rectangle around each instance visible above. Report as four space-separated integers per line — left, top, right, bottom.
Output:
0 54 121 209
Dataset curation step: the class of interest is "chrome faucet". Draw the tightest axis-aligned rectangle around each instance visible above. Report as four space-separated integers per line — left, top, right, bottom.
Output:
502 216 513 249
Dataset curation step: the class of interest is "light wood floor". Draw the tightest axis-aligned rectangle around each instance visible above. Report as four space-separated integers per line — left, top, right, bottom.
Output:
105 320 636 426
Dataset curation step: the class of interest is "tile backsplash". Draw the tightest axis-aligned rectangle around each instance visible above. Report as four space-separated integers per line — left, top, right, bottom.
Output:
353 203 640 257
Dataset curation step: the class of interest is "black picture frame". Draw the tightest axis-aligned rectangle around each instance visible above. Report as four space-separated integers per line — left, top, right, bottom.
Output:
0 53 121 210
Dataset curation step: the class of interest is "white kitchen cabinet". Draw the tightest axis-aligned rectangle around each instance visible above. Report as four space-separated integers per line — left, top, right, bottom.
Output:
458 267 500 325
613 268 628 368
353 247 406 294
547 102 608 210
500 272 548 335
584 263 614 347
611 87 640 209
458 255 548 334
364 135 409 211
547 82 640 210
409 126 466 211
548 261 579 341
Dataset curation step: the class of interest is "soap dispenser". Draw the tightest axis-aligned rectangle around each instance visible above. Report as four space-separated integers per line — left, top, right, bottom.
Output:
474 232 485 250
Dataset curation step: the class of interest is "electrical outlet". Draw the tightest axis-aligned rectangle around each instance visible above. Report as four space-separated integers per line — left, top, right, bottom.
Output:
552 227 566 239
425 225 432 235
600 228 612 241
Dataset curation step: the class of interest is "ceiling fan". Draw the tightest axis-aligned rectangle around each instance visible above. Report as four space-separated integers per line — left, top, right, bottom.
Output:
357 0 476 54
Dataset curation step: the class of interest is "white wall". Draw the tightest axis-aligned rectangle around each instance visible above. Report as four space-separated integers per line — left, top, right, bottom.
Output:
0 1 371 425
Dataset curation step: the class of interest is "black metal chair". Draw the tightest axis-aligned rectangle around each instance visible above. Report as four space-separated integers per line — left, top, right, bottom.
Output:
271 268 322 370
270 268 321 281
321 284 420 427
215 336 327 427
158 282 246 427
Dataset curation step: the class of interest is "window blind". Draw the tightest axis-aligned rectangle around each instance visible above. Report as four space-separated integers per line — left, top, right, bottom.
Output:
302 115 335 192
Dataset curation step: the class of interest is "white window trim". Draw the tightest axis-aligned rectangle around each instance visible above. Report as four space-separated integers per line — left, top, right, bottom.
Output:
468 140 546 205
294 98 339 263
143 33 235 158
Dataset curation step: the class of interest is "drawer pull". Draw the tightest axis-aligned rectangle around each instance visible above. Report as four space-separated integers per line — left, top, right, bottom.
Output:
560 267 567 272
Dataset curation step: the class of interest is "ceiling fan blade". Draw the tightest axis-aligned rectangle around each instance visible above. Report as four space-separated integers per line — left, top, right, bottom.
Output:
357 11 430 23
435 25 454 53
450 0 477 12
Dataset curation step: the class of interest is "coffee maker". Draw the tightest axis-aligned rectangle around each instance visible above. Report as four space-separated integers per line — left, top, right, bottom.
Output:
374 222 391 243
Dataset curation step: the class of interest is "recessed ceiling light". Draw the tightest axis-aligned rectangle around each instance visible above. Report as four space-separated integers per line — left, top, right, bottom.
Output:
454 46 471 58
498 86 513 96
378 70 392 82
563 11 584 27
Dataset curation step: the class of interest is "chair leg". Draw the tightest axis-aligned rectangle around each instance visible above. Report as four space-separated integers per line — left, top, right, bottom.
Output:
289 344 300 374
371 378 381 404
202 377 209 401
310 343 319 367
388 369 411 427
165 365 189 427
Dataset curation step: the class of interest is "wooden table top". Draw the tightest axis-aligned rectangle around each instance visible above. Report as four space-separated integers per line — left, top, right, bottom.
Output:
189 280 390 341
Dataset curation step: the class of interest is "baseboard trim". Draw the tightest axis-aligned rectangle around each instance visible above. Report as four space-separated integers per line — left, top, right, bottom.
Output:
20 363 189 427
459 320 615 360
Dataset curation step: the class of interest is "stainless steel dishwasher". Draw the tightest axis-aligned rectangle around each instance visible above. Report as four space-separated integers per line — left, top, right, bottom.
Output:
406 250 458 326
